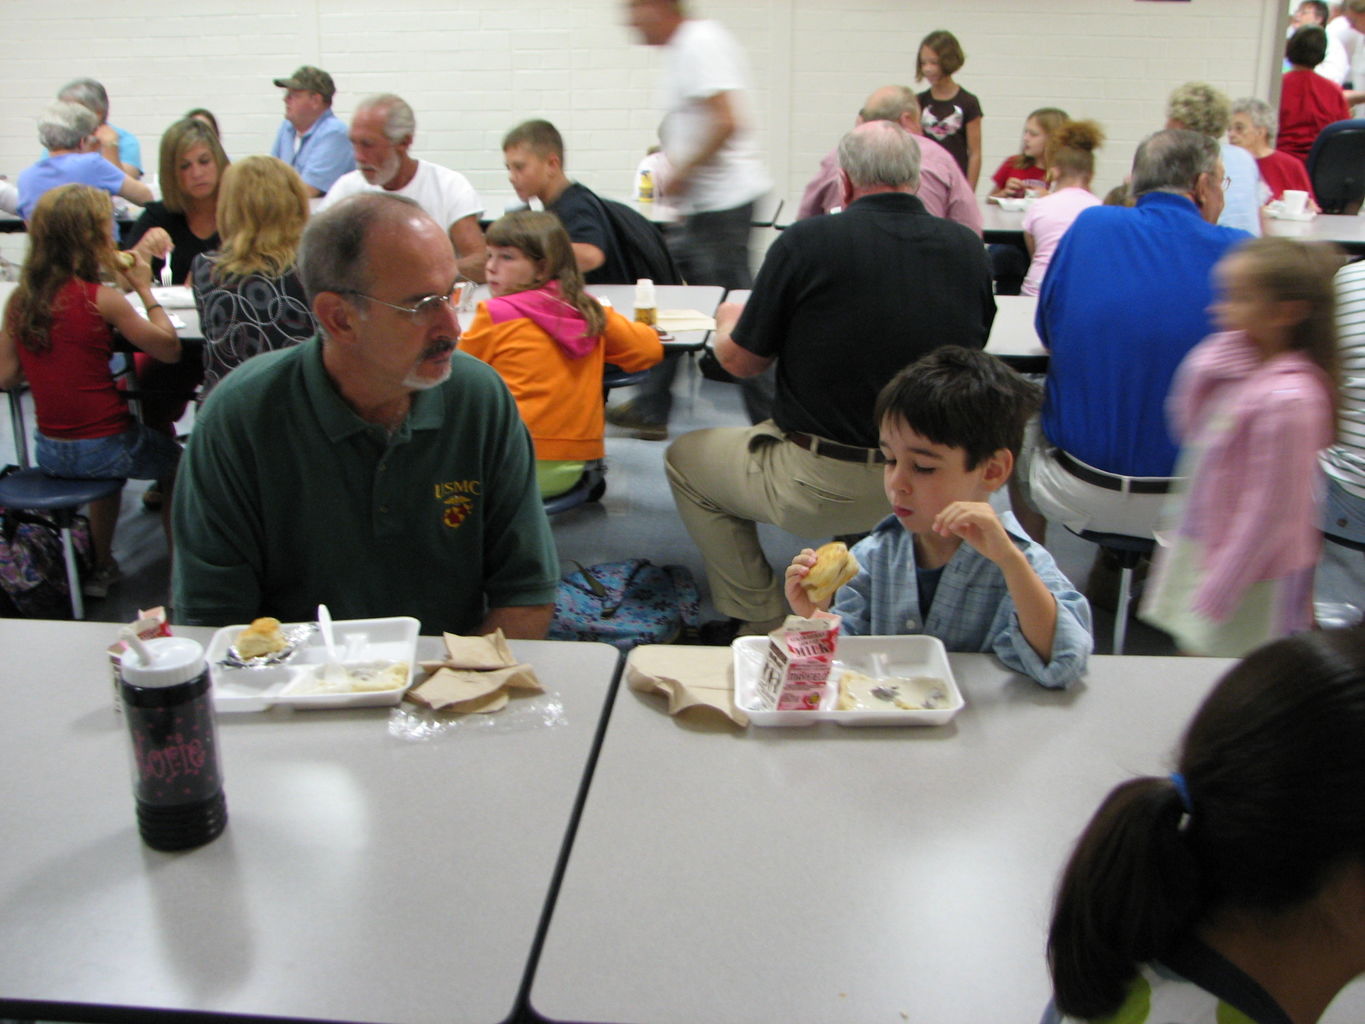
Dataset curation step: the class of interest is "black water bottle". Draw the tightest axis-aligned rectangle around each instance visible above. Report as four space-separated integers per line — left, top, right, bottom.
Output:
119 633 228 851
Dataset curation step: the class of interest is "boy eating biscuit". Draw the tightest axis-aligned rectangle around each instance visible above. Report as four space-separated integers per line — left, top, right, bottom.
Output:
785 346 1092 688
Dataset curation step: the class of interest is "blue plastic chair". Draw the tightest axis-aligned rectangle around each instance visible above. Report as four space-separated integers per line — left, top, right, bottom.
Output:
1307 119 1365 215
2 390 125 619
1065 527 1155 655
543 460 607 516
603 365 651 392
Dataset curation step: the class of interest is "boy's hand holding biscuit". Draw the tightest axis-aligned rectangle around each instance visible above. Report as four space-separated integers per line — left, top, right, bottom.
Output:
785 542 860 617
932 502 1021 568
785 548 821 617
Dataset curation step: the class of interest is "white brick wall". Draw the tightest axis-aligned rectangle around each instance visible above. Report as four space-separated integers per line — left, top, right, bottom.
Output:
2 0 1285 267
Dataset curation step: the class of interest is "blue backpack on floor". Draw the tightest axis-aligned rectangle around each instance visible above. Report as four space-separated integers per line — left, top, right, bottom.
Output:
549 559 701 650
0 507 93 619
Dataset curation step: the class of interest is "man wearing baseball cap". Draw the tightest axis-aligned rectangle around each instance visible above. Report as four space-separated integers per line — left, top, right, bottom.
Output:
269 65 354 197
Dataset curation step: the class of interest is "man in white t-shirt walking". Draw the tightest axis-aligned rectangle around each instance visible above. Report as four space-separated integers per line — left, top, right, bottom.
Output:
615 0 773 434
319 93 488 282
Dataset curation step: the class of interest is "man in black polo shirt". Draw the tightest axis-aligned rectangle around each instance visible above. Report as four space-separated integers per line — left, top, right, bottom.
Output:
665 120 995 641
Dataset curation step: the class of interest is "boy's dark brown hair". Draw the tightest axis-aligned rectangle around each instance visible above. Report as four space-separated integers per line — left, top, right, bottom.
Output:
502 119 564 161
1286 24 1328 68
874 346 1041 470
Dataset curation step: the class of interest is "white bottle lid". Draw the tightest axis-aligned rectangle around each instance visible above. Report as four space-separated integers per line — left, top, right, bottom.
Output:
119 633 205 688
635 278 656 308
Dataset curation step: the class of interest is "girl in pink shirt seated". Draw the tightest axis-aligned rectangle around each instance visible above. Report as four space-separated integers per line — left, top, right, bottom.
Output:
1020 120 1105 297
989 107 1068 200
1141 237 1339 656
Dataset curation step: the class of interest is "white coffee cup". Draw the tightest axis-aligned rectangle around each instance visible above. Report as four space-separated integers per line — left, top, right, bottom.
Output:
1282 189 1309 217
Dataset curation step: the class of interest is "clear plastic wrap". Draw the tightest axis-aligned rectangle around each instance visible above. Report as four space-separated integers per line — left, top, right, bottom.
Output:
387 691 569 742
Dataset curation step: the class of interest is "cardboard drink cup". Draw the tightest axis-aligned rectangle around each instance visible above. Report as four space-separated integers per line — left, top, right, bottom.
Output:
634 278 657 326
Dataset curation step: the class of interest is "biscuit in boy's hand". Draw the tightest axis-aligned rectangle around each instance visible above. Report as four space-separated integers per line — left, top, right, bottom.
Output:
801 542 860 603
115 251 136 269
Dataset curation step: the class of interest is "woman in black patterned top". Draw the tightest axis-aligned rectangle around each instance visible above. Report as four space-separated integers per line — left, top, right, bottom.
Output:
191 156 316 397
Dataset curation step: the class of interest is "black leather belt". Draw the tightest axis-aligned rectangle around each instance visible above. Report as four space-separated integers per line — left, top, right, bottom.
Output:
1053 449 1174 494
785 432 886 464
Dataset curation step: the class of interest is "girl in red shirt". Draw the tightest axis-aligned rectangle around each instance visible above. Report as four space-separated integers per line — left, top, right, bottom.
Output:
990 107 1069 199
0 184 182 596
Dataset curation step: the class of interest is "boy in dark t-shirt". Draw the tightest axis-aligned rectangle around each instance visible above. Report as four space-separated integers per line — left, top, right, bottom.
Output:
501 119 632 285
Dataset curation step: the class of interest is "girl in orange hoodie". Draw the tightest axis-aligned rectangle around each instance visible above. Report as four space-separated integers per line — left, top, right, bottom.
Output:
459 210 664 497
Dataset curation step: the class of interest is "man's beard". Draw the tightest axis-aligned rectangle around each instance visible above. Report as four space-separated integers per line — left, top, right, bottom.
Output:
402 338 455 390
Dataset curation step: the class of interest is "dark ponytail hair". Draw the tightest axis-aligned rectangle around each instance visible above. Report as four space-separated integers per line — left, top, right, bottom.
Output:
1048 627 1365 1019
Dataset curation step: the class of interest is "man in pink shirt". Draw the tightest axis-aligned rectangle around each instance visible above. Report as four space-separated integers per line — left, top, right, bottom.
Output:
796 84 982 236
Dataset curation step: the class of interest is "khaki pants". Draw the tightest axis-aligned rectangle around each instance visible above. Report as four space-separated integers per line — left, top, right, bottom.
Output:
665 422 887 622
1016 421 1170 539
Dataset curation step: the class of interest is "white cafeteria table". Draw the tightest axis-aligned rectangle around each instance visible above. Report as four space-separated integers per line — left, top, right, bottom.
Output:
0 620 620 1024
528 650 1365 1023
981 194 1365 257
722 288 1045 365
0 280 202 340
458 282 725 354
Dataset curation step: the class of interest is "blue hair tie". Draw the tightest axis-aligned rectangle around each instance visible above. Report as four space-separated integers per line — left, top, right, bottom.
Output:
1170 772 1193 815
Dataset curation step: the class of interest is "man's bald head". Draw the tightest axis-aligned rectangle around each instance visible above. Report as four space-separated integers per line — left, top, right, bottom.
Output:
838 120 921 193
299 191 432 302
859 85 921 134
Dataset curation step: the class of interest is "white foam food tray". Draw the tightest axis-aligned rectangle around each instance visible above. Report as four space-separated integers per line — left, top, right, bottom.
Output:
732 634 964 727
207 615 420 712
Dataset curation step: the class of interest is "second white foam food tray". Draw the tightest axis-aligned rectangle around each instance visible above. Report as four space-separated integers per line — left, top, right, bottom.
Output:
732 633 964 728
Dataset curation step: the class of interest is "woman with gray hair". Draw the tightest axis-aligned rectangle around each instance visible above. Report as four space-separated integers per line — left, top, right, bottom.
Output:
1227 96 1317 207
16 101 152 220
1166 81 1262 236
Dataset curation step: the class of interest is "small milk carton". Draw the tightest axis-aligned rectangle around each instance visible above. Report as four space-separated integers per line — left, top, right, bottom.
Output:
755 615 841 711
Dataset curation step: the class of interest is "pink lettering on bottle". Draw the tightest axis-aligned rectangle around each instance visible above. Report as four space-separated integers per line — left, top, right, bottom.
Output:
133 732 208 784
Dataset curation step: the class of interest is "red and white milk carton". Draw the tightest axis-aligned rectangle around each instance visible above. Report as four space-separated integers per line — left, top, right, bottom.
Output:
754 615 841 711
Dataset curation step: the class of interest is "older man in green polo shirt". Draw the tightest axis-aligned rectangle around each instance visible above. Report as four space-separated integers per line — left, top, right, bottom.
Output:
171 193 558 637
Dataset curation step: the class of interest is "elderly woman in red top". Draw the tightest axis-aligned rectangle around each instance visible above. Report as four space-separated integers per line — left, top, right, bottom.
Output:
0 185 182 598
1228 96 1317 207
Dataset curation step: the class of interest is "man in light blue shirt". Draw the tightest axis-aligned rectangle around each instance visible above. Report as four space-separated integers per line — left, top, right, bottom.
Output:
56 78 142 178
269 65 354 197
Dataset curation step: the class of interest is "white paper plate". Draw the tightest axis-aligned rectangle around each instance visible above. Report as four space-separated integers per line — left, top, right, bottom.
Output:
1265 202 1315 221
207 616 419 712
149 285 198 308
732 634 964 727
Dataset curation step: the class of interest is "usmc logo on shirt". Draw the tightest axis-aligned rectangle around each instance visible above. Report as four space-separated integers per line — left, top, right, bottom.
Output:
434 479 481 530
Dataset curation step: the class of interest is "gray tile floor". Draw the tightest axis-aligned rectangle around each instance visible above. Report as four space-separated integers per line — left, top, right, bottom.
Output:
8 360 1364 656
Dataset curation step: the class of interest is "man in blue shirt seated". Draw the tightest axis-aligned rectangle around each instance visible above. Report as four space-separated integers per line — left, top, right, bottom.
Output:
56 78 142 178
1016 129 1251 542
269 65 355 198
